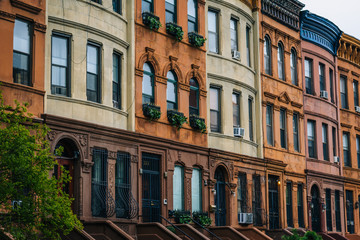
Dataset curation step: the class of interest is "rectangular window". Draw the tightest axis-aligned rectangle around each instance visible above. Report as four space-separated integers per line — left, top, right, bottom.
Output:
326 189 332 231
173 165 184 210
332 127 337 157
252 175 262 226
246 26 251 67
340 76 348 109
330 69 335 103
113 0 122 14
322 124 329 161
357 135 360 169
305 59 313 95
113 52 121 109
91 148 108 217
115 152 131 218
343 132 351 167
335 190 341 232
142 0 153 13
346 190 355 234
232 92 240 127
354 80 359 107
237 173 247 214
297 184 304 228
87 43 101 103
307 120 316 158
286 182 293 227
248 98 253 141
13 19 31 86
293 113 299 152
319 63 326 92
266 105 273 146
191 168 202 212
210 87 220 132
280 109 287 149
208 10 218 53
187 0 197 33
51 33 70 96
230 18 238 52
165 0 176 23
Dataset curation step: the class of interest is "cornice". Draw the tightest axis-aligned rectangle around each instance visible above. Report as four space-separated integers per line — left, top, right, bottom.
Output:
207 73 257 94
338 33 360 67
300 10 342 56
208 0 255 24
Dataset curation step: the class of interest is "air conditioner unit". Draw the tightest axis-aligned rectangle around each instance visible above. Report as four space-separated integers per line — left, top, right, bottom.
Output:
355 106 360 113
334 156 339 163
320 91 328 99
113 100 119 108
232 50 241 60
234 127 245 137
238 213 253 224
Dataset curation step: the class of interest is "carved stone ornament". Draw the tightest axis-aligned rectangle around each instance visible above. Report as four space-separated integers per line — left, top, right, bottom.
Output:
47 130 58 141
0 10 16 21
208 179 216 188
34 22 47 33
81 160 94 173
108 151 117 160
131 155 138 163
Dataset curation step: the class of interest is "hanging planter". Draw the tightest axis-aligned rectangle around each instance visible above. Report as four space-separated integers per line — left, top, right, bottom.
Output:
142 12 161 31
188 32 206 47
167 110 188 130
142 104 161 121
189 115 206 133
166 22 184 41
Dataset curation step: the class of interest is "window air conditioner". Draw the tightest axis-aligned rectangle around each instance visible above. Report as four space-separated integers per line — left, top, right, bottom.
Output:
355 106 360 113
232 50 241 60
234 127 245 137
320 91 328 99
113 100 119 108
238 213 253 224
334 156 339 163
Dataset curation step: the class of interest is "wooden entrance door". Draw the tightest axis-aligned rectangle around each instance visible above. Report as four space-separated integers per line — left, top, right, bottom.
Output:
55 158 74 200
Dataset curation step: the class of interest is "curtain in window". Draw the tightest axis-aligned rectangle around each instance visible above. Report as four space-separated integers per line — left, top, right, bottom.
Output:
192 168 201 212
173 166 184 210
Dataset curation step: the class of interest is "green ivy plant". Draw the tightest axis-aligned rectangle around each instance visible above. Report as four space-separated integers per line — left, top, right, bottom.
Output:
190 115 206 133
143 104 161 122
173 211 192 224
167 111 188 130
166 23 184 41
192 212 211 227
145 14 162 31
281 229 322 240
189 33 207 48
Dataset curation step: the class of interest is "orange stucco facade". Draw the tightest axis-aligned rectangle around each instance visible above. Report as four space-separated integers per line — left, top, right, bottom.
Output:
0 0 46 118
337 33 360 235
135 0 207 147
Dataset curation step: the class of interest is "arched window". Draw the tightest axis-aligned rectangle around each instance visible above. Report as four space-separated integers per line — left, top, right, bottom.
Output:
189 78 199 115
290 48 297 85
142 62 154 104
167 71 177 110
264 36 271 75
277 42 284 80
187 0 197 33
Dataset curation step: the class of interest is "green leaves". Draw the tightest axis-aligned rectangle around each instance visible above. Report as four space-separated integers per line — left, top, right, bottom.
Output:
188 32 207 48
166 23 184 42
0 92 82 239
167 110 188 130
142 12 161 31
143 103 161 121
189 115 207 133
281 230 322 240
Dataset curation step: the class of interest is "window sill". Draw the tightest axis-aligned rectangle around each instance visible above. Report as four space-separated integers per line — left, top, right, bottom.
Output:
209 132 258 147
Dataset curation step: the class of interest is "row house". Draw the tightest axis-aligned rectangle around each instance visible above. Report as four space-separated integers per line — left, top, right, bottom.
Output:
337 33 360 236
300 10 344 234
259 0 307 231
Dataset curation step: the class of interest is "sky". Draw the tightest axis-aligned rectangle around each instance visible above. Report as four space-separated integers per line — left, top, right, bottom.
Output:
300 0 360 39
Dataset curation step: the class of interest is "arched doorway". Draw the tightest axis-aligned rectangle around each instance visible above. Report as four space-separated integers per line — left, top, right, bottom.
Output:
311 185 321 232
54 138 80 213
215 167 227 226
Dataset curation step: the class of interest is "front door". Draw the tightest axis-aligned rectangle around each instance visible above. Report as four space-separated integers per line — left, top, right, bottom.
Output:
55 158 74 199
311 186 321 232
215 168 226 226
346 190 354 234
268 175 279 229
142 153 161 222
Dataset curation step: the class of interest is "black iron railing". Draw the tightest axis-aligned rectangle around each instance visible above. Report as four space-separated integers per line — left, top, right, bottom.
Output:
91 180 116 217
160 215 194 240
115 183 138 219
189 216 222 240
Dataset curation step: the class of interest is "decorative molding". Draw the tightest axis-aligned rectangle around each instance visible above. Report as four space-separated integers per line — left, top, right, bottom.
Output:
278 91 291 104
208 0 255 24
291 101 303 109
34 22 47 33
179 82 190 91
155 75 167 85
0 10 16 21
108 151 117 160
81 160 94 173
131 155 138 163
341 123 352 129
47 130 58 141
338 34 360 67
264 91 277 99
200 89 207 97
10 0 42 14
207 73 257 94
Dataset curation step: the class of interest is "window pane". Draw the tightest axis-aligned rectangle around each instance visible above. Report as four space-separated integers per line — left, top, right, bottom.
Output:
87 45 98 74
230 19 237 51
208 11 218 53
51 66 66 87
233 93 239 126
277 44 284 80
142 74 152 96
319 64 325 91
246 27 251 67
173 166 184 210
291 50 297 85
210 88 219 110
52 36 67 66
14 19 30 54
165 0 176 23
192 168 201 212
13 52 29 71
187 0 196 18
142 0 152 12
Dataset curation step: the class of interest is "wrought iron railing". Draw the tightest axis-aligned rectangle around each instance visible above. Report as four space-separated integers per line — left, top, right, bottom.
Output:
160 215 194 240
189 216 222 240
115 183 139 219
91 180 115 217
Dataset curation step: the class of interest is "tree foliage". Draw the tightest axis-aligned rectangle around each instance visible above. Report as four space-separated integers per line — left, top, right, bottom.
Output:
282 229 322 240
0 92 82 239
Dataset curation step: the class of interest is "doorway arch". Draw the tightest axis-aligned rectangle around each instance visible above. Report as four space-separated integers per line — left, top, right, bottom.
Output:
311 185 321 232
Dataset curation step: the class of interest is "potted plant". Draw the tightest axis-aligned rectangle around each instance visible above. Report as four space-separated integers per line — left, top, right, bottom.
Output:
188 32 206 47
193 211 211 227
189 115 206 133
167 110 188 129
166 22 184 41
142 12 162 31
170 210 192 224
142 103 161 121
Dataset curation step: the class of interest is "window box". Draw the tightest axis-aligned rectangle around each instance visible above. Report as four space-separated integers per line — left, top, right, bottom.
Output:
142 12 161 31
169 210 191 224
189 115 206 133
142 104 161 121
167 110 188 129
188 32 206 47
192 211 211 227
166 22 184 41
